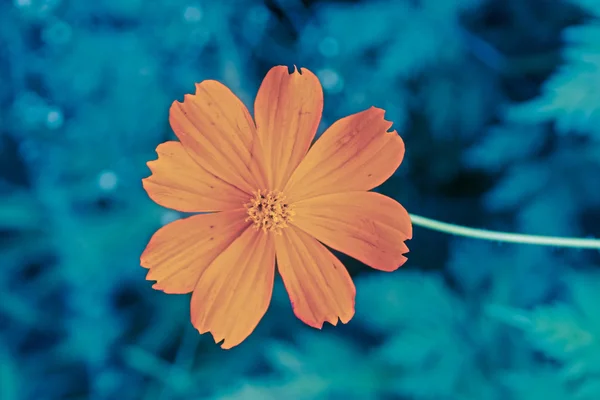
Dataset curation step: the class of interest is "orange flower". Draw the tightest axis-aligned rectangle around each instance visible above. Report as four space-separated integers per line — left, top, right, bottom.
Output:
141 66 412 349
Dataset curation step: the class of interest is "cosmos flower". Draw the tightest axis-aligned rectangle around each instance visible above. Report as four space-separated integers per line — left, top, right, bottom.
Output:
141 66 412 349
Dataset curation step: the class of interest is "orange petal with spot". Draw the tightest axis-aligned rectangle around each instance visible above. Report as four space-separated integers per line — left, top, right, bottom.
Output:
275 225 355 328
254 66 323 190
170 80 268 195
190 227 275 349
142 141 249 212
140 210 249 294
284 107 405 202
292 192 412 271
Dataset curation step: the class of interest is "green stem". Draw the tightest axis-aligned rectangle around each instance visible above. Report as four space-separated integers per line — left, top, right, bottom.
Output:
409 214 600 250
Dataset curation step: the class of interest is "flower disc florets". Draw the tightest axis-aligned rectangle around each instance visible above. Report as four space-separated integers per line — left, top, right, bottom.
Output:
245 190 295 234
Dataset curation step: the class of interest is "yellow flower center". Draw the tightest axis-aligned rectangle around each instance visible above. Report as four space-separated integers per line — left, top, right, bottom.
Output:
245 190 295 234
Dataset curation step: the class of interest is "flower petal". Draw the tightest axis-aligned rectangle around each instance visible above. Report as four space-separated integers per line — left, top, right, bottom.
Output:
291 191 412 271
275 225 355 328
170 80 268 195
254 66 324 190
284 107 405 202
142 141 249 212
190 227 275 349
140 209 249 294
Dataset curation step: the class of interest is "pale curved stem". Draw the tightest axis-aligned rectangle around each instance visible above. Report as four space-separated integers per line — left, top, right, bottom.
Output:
409 214 600 250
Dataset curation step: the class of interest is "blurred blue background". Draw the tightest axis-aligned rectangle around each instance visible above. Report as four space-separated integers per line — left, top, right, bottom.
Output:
2 0 600 399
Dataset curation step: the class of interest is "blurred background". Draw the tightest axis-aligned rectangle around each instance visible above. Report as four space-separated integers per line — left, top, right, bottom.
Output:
2 0 600 398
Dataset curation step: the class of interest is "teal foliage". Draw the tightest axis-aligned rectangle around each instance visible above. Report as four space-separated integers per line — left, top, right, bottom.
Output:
508 0 600 138
1 0 600 399
490 271 600 399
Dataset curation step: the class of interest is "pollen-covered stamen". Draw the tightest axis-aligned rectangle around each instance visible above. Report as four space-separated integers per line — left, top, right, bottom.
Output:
245 190 295 234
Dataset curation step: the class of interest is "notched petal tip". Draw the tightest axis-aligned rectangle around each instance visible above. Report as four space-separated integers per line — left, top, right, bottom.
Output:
140 176 150 190
167 101 184 123
294 305 356 329
143 159 161 178
377 238 410 272
272 65 296 75
368 105 396 130
216 337 244 350
195 326 230 349
140 244 189 295
297 66 316 77
169 92 198 111
142 140 249 212
284 106 406 199
168 78 268 193
220 342 233 350
189 228 276 350
275 227 356 331
169 93 186 105
139 243 155 269
269 64 313 76
150 281 173 293
292 192 412 272
367 106 387 117
254 64 323 189
144 143 168 172
365 106 403 137
169 80 223 101
190 323 232 349
141 253 188 295
294 65 311 76
190 301 262 350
